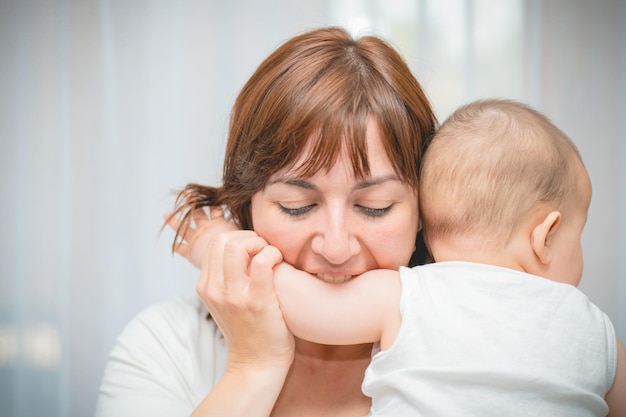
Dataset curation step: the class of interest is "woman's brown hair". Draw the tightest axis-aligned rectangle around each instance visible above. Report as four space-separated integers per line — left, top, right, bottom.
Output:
170 26 436 265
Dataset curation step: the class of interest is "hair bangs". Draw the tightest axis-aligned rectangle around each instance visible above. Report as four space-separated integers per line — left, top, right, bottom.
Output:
277 67 373 180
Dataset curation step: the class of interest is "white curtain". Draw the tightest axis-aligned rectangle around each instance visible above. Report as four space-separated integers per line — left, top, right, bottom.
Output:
1 1 623 416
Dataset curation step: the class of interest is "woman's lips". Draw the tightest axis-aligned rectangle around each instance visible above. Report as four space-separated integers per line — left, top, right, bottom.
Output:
315 273 354 283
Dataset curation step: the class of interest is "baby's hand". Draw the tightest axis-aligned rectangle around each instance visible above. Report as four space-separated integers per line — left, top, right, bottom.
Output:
164 206 239 269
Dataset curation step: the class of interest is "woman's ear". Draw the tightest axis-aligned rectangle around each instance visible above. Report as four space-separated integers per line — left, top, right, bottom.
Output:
530 211 561 265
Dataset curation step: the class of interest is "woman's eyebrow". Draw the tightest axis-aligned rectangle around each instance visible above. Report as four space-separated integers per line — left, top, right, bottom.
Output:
267 174 401 190
354 175 402 190
267 177 317 190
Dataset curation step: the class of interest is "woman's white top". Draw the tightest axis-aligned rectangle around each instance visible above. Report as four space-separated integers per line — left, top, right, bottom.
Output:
94 296 226 417
362 262 617 417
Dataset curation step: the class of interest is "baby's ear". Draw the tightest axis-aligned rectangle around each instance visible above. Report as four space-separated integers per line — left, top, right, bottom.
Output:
530 211 561 265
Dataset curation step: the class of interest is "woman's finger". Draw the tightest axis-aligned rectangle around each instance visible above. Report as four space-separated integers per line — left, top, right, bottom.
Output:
221 233 268 294
198 230 225 306
200 230 257 304
249 245 283 301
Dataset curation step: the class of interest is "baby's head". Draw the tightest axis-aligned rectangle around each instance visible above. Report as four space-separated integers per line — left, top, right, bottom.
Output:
420 99 591 285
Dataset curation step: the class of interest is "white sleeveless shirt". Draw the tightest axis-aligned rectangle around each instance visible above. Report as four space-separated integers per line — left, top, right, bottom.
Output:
362 262 616 417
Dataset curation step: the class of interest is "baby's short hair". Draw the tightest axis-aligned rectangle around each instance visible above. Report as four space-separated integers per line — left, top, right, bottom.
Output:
420 99 585 247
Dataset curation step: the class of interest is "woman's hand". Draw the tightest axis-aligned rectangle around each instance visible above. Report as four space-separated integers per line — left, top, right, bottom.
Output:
193 230 295 417
166 205 294 367
200 229 295 370
190 231 295 416
164 206 238 270
166 205 295 415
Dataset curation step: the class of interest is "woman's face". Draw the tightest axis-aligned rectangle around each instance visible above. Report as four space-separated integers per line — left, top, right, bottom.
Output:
251 119 419 282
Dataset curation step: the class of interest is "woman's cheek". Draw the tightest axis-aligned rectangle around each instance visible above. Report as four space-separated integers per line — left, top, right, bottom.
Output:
372 224 418 269
250 210 304 262
258 222 301 256
374 200 419 269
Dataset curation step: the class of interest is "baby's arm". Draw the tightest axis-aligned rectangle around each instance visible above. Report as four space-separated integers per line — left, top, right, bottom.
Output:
164 206 238 269
273 264 402 349
606 336 626 416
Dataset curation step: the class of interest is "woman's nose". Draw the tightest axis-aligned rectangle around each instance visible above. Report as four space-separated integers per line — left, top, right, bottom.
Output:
310 213 361 265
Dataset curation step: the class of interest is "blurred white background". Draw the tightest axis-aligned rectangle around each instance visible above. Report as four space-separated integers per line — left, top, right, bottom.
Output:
0 0 624 416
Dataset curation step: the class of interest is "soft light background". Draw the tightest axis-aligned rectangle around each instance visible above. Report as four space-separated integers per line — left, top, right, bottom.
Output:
0 0 624 416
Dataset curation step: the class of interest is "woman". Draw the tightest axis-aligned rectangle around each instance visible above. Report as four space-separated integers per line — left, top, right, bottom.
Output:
95 26 436 417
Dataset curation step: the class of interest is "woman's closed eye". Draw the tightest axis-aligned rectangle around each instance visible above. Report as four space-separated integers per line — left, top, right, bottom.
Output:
356 204 393 218
278 203 316 217
279 203 394 218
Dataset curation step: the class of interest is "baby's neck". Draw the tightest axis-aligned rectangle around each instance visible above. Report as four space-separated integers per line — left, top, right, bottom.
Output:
429 237 525 273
